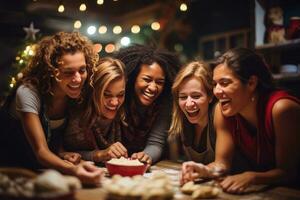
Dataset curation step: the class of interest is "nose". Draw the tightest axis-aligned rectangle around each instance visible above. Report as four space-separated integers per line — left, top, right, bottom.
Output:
213 84 223 97
148 81 157 92
185 96 195 107
72 71 82 83
110 97 119 107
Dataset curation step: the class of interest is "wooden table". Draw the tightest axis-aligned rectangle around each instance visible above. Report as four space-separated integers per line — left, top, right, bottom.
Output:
75 160 300 200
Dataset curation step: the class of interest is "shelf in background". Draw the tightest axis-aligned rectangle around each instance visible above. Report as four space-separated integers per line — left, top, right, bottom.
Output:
273 72 300 81
256 38 300 51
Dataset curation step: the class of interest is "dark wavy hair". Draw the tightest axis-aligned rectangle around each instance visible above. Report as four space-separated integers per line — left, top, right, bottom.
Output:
17 31 98 105
210 47 274 94
114 44 180 123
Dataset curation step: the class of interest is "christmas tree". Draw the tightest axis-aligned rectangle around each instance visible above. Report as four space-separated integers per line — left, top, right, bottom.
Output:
1 22 40 104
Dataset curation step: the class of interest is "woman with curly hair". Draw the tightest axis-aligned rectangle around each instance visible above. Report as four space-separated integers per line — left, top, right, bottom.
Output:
63 57 128 163
114 44 180 164
169 61 216 164
0 32 103 185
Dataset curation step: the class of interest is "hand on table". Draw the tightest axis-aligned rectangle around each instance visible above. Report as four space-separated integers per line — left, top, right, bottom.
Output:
180 161 214 185
96 142 128 162
131 151 152 166
218 172 255 194
60 152 81 165
74 161 104 186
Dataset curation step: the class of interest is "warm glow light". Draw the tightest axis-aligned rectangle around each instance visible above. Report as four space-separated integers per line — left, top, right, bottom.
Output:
58 4 65 12
87 26 96 35
105 44 115 53
180 3 188 11
79 3 87 11
131 25 140 34
120 37 131 46
97 0 104 5
28 50 34 56
93 43 102 53
74 20 82 29
151 22 160 30
98 25 107 34
113 26 122 34
174 43 183 52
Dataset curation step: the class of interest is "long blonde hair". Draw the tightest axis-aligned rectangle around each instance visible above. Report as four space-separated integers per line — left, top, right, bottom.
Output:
169 61 213 136
82 57 125 127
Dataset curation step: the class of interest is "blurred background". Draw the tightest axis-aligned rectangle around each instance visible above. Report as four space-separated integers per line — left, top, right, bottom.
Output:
1 0 300 102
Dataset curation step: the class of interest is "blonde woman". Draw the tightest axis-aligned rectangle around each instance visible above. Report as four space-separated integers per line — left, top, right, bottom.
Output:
169 61 216 164
64 57 128 163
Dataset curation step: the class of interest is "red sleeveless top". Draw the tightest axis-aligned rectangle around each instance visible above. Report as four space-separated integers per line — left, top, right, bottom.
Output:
225 90 300 171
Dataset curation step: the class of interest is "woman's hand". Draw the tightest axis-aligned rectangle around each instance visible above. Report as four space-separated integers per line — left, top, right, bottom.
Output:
180 161 214 185
73 161 104 186
59 152 81 165
219 172 256 194
106 142 128 158
94 142 128 162
131 151 152 165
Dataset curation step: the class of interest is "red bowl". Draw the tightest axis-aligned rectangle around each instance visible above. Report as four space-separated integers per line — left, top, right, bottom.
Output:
105 162 147 177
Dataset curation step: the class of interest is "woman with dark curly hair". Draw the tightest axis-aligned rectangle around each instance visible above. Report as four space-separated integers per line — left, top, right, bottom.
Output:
114 44 180 165
0 32 103 185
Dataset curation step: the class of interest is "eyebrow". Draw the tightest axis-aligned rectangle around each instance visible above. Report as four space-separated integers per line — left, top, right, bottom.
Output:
142 75 165 80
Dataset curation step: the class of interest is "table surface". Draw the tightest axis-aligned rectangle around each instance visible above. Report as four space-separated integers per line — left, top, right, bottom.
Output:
75 160 300 200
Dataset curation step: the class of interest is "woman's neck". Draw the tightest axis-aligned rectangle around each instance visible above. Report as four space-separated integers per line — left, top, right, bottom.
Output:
193 114 209 146
239 93 258 128
48 87 68 119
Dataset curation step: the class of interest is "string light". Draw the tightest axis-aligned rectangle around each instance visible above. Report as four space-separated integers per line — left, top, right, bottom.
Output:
113 25 122 34
58 4 65 12
98 25 107 34
180 3 188 12
151 22 160 30
131 25 140 34
97 0 104 5
79 3 87 11
105 44 115 53
74 20 82 29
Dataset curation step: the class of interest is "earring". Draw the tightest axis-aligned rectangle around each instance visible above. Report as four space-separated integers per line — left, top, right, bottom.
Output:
251 96 255 102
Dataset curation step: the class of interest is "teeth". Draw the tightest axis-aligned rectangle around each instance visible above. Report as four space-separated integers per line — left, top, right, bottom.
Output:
144 91 155 98
105 106 117 111
219 99 230 103
186 110 199 114
69 85 80 89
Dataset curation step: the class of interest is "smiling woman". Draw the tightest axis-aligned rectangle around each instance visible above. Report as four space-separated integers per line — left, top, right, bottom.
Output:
63 57 128 163
168 61 216 164
180 48 300 194
0 32 103 185
114 44 180 165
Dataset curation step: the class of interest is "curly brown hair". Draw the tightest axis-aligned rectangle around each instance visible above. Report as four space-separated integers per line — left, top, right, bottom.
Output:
18 31 98 104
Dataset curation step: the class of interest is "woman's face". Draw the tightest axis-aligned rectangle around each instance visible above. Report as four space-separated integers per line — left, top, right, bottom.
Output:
134 62 165 106
101 77 125 119
54 52 87 99
178 77 211 124
213 64 253 117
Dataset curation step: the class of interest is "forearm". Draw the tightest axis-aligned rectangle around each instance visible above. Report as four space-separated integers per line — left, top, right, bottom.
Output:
250 168 292 185
144 144 163 163
35 147 76 175
77 150 109 163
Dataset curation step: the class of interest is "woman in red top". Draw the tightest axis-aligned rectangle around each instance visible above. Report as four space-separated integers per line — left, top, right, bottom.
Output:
181 48 300 193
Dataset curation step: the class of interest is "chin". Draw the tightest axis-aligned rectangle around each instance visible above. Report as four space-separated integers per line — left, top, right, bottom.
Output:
139 99 152 106
221 110 235 117
68 93 80 99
